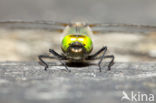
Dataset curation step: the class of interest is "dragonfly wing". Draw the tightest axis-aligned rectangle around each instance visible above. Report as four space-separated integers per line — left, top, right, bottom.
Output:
0 20 71 31
89 23 156 34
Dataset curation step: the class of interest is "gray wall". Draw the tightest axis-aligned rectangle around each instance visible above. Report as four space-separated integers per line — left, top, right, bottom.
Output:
0 0 156 25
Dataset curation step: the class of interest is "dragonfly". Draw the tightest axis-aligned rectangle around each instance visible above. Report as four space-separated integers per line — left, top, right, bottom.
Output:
0 20 156 72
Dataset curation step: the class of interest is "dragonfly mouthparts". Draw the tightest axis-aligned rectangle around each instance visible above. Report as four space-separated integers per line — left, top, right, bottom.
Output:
69 42 85 53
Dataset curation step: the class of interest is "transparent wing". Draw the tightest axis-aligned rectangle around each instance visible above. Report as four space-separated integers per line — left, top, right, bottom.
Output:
88 23 156 34
0 20 71 32
88 23 156 61
1 20 156 34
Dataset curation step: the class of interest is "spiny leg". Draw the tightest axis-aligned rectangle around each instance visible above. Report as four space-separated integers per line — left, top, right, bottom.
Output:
97 47 107 72
49 49 65 59
104 55 114 70
87 46 107 59
49 49 71 72
86 46 107 72
86 46 115 72
38 55 55 71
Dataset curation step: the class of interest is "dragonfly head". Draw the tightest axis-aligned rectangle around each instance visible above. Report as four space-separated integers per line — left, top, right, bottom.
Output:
61 34 93 59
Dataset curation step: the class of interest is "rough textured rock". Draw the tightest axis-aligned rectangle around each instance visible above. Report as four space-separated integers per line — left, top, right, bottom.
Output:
0 62 155 103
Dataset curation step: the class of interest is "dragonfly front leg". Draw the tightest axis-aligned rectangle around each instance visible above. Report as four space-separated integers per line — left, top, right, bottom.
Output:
86 46 114 72
49 49 71 72
38 49 70 72
104 55 114 70
38 55 55 71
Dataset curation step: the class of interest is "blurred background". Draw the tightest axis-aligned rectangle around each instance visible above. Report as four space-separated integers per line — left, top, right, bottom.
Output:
0 0 156 62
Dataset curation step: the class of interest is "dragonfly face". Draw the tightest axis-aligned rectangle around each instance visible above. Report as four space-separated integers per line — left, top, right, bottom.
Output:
61 22 93 60
61 34 93 60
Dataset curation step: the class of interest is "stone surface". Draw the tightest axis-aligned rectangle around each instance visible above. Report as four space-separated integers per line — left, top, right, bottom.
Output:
0 62 156 103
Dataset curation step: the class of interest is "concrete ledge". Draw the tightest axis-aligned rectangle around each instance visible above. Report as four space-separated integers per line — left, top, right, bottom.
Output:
0 62 156 103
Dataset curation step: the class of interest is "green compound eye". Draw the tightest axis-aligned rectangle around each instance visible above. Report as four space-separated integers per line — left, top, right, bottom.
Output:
61 34 93 53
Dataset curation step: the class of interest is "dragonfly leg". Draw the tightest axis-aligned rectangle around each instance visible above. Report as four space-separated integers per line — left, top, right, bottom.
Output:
49 49 71 72
104 55 114 70
38 55 55 71
86 46 114 72
49 49 65 59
